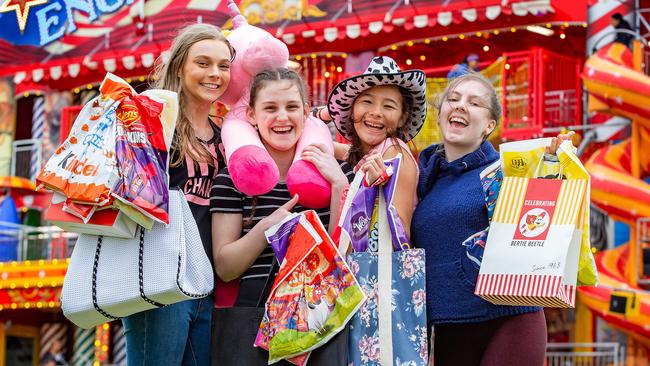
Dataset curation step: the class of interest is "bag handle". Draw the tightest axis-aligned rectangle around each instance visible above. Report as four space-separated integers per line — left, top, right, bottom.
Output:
91 236 120 321
256 257 278 308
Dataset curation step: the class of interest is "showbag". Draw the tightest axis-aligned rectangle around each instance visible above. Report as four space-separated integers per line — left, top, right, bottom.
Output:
255 210 365 365
474 176 588 307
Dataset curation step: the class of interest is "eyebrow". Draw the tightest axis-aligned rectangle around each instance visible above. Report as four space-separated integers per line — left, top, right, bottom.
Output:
360 91 399 105
192 54 231 63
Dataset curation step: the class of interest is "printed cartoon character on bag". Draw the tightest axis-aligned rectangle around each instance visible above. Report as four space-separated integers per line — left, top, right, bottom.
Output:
520 210 549 237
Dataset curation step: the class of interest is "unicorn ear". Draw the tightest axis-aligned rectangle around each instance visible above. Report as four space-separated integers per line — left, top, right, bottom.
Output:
227 0 249 29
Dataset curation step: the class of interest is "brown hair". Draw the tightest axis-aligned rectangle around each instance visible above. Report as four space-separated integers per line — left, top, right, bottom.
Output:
248 68 309 108
153 23 234 167
435 72 501 141
345 85 413 167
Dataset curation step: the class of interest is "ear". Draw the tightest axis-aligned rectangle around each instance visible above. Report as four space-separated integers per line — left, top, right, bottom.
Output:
485 119 497 136
246 106 256 127
303 103 310 120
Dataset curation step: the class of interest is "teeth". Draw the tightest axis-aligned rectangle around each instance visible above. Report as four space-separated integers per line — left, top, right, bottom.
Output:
202 83 220 89
449 117 467 125
272 126 292 132
365 121 383 129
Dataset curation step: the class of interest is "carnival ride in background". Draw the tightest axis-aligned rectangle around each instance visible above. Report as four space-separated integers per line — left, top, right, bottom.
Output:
579 42 650 346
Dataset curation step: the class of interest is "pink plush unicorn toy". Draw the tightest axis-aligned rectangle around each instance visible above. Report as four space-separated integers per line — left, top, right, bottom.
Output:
219 0 334 208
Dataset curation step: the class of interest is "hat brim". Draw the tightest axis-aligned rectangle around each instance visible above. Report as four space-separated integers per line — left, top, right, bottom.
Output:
327 69 427 142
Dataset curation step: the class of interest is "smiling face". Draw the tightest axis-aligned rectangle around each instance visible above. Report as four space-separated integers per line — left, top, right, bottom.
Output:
248 79 308 154
180 39 232 108
351 85 407 153
438 79 497 159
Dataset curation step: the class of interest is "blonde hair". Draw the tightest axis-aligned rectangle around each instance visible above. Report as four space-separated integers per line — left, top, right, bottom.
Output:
153 23 234 167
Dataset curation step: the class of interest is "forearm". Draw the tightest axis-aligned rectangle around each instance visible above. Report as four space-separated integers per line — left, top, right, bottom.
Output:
327 181 347 235
215 224 269 282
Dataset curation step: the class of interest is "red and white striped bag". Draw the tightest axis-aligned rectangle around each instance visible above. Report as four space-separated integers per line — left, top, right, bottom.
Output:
474 176 588 308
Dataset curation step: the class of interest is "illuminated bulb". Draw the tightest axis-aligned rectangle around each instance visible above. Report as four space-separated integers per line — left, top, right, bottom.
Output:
459 34 465 39
510 27 516 32
442 36 448 42
424 38 431 44
48 301 55 307
10 303 17 309
103 323 110 330
23 92 29 97
505 64 511 70
493 30 499 35
86 84 92 89
37 302 43 308
324 71 330 77
420 55 426 61
296 55 302 60
24 303 30 309
546 23 551 28
406 59 412 65
582 23 588 28
391 45 398 50
560 33 566 39
476 32 482 37
126 78 132 83
336 66 343 72
38 260 44 265
483 45 490 52
341 53 347 58
138 76 145 82
310 53 316 59
407 41 414 46
94 340 100 347
326 53 332 58
102 345 108 352
74 88 80 94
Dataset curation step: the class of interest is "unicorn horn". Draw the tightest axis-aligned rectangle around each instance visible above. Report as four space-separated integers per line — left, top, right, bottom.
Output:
227 0 248 29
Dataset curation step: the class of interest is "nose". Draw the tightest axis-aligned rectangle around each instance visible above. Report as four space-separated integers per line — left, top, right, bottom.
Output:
452 98 467 111
207 65 222 79
276 108 289 120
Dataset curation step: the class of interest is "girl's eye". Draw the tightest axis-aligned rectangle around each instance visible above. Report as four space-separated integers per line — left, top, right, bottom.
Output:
219 64 230 70
384 105 396 110
197 62 208 67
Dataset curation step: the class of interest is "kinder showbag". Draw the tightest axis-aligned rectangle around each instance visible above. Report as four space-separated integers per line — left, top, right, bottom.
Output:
255 210 365 365
339 156 429 366
475 140 591 307
37 74 125 207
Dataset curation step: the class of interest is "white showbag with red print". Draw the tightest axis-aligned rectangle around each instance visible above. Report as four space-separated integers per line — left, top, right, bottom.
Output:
474 177 588 308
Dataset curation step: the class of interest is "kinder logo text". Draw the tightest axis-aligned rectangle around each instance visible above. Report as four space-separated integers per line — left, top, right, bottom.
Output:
57 152 99 177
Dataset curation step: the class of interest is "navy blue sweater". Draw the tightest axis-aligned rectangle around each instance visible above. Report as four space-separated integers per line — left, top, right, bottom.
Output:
412 142 539 325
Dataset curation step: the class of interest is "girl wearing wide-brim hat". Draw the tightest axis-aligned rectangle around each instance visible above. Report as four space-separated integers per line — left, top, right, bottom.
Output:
326 55 427 237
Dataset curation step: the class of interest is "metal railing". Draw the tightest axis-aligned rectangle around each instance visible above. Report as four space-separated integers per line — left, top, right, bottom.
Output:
0 221 77 262
546 342 625 366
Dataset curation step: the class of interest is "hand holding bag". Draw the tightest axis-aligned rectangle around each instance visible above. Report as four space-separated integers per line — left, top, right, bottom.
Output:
61 190 214 328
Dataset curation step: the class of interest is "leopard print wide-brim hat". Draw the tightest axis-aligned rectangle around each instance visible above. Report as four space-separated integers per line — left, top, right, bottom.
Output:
327 56 427 142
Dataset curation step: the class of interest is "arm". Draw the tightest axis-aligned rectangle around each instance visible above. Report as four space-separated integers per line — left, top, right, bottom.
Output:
211 212 267 282
212 195 299 282
360 145 417 238
333 142 350 161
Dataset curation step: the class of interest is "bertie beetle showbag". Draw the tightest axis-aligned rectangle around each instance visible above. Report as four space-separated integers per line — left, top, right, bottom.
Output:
475 139 594 308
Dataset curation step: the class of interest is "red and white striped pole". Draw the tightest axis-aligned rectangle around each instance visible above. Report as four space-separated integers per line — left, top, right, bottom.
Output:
586 0 635 141
587 0 634 54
